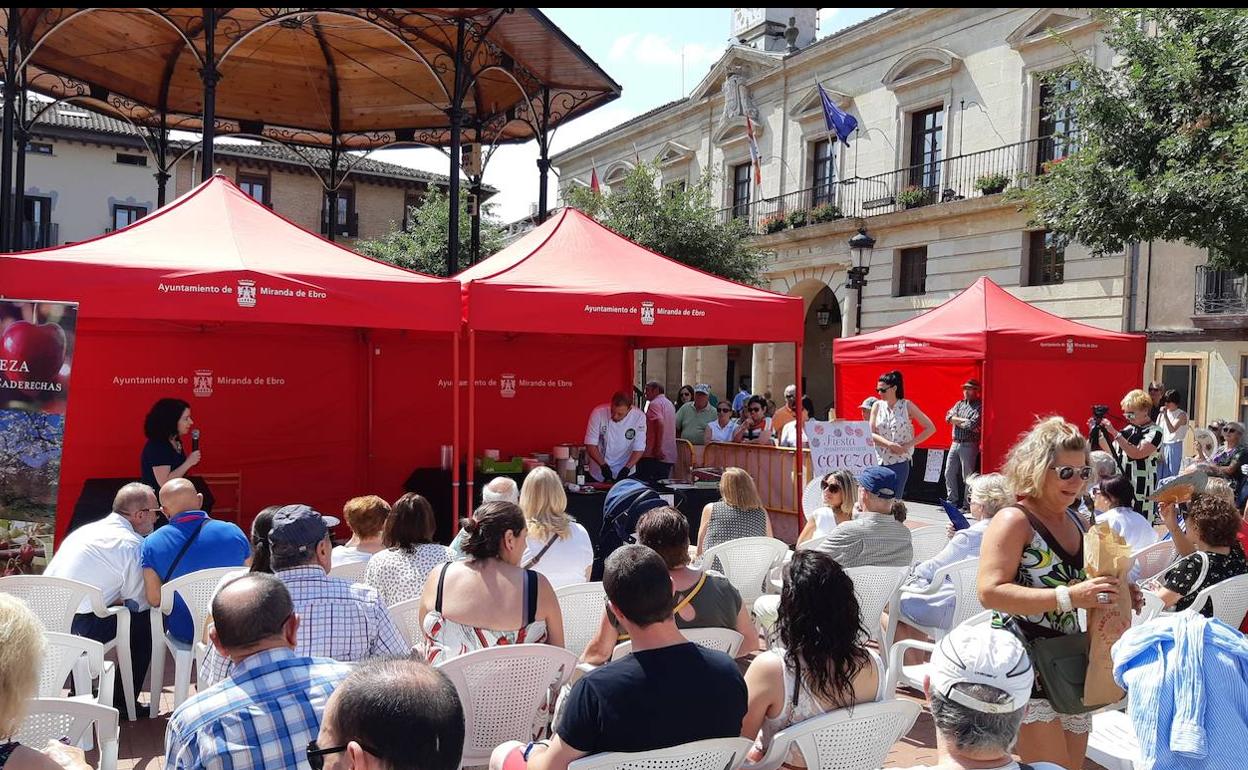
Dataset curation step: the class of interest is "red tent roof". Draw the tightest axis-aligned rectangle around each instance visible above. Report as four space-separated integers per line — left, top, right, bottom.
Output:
457 208 802 345
835 277 1143 362
0 175 460 332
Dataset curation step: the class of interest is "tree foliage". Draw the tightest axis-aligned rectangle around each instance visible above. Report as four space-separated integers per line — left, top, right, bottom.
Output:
565 163 770 285
1016 8 1248 269
356 186 506 277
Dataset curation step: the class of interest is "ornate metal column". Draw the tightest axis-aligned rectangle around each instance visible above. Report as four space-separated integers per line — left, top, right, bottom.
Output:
199 6 219 182
12 75 24 248
153 112 170 208
1 7 19 251
536 86 551 223
446 17 468 276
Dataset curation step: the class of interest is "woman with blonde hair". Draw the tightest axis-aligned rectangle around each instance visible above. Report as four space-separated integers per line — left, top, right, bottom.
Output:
0 595 88 770
697 467 773 555
1095 389 1162 522
518 466 593 588
796 469 858 546
979 417 1142 769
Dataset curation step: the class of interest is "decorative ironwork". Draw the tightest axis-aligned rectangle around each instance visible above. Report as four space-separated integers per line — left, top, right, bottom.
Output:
1194 265 1248 316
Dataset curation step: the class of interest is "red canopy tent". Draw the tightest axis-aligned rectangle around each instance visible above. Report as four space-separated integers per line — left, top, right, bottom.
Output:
457 208 805 515
834 277 1146 473
0 175 462 541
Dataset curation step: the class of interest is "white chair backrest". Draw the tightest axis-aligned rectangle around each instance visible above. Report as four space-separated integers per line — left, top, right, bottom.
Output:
1136 589 1164 625
0 575 104 632
38 632 106 697
329 560 369 584
159 567 240 643
844 565 909 643
796 533 829 552
612 628 745 661
568 737 753 770
909 525 949 565
436 644 578 768
17 698 120 770
1187 573 1248 628
387 597 422 649
750 700 922 770
959 610 994 628
557 582 608 658
802 478 825 521
1132 540 1177 582
700 537 790 605
930 558 984 633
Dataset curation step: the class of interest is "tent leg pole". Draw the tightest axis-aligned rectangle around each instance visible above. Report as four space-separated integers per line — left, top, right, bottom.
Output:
467 329 476 515
794 341 804 533
451 330 461 535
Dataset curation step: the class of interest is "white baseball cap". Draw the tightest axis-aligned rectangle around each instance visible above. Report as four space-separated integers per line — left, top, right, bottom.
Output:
928 625 1033 714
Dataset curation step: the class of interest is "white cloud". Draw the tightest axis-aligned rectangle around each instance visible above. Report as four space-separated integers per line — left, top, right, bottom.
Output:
609 31 724 73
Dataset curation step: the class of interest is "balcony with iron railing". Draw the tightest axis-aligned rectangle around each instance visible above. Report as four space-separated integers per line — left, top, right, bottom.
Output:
18 221 57 250
1193 265 1248 329
721 135 1065 234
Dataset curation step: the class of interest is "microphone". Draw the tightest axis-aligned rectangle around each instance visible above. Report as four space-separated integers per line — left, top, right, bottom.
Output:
191 429 200 452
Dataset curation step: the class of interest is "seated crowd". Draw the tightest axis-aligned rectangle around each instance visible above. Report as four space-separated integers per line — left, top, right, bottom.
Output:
6 399 1248 770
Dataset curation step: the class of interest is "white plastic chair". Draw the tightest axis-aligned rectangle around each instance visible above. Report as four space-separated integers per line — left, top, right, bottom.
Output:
612 628 745 661
435 644 578 769
700 537 791 607
1085 709 1140 770
883 558 982 689
39 632 115 710
1131 540 1177 583
16 698 120 770
150 566 239 714
1186 573 1248 628
885 611 993 696
569 737 754 770
386 597 422 649
908 525 949 566
843 565 910 653
328 560 369 583
802 478 826 522
556 582 607 658
743 700 922 770
0 575 137 721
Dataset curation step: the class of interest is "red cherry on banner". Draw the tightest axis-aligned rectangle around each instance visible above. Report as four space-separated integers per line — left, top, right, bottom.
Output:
1 320 67 384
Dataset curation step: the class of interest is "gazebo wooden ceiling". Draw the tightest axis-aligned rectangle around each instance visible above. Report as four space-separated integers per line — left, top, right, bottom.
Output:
7 7 621 150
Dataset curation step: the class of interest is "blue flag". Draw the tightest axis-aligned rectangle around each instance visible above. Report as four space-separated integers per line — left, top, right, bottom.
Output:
818 83 858 146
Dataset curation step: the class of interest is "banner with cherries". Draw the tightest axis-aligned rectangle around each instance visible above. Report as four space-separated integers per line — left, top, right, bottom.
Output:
1 299 76 573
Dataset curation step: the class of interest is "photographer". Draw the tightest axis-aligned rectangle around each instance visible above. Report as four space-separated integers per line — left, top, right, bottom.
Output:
1095 389 1161 524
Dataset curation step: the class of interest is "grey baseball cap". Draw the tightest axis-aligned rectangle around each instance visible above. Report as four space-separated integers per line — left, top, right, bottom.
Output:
268 504 341 553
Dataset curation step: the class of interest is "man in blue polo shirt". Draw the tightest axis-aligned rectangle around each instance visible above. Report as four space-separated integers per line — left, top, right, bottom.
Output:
142 477 250 643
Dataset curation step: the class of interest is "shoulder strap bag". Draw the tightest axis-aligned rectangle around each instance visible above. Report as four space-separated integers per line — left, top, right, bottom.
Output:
161 517 208 583
522 535 560 570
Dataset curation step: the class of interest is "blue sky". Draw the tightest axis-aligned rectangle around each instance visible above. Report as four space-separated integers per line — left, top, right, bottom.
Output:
375 8 889 223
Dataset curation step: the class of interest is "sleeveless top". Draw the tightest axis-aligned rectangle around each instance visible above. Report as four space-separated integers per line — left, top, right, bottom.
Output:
752 648 886 766
704 501 769 552
420 564 549 665
707 420 738 444
0 742 18 770
872 399 915 464
993 507 1087 635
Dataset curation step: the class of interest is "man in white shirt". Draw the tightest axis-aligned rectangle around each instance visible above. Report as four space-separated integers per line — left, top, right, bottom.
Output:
894 625 1066 770
638 380 677 482
45 481 160 716
584 391 646 482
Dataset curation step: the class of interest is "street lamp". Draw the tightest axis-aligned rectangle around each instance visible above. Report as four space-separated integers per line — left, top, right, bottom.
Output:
816 302 833 330
846 227 875 334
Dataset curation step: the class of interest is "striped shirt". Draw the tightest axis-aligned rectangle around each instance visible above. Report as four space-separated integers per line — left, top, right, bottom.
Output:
165 648 350 770
1113 423 1162 523
815 513 913 568
945 398 982 444
200 566 408 686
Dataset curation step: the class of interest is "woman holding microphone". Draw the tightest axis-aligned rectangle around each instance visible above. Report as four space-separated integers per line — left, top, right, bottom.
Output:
140 397 200 490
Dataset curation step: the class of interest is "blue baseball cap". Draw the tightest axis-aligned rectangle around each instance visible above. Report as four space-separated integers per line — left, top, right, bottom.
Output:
857 466 898 500
268 504 340 553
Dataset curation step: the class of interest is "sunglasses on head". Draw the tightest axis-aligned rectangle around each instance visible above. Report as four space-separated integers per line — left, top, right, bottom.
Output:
1050 465 1094 481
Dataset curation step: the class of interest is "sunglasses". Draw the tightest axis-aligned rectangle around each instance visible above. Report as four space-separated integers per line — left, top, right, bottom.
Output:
875 385 891 393
748 406 763 413
717 407 733 413
307 741 382 770
821 481 841 492
1050 465 1094 481
1224 428 1241 434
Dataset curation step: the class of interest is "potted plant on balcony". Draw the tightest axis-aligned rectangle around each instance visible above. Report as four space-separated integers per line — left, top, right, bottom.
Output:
811 202 843 223
974 172 1010 196
786 209 810 228
761 213 787 234
896 186 930 209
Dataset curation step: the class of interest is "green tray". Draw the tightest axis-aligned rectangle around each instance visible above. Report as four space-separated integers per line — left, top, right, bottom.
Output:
479 456 524 473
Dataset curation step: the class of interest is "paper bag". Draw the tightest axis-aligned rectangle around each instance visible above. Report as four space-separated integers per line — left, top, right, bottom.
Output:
1083 523 1134 706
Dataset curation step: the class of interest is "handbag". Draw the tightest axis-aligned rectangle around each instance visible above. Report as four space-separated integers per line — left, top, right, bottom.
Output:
1009 506 1097 715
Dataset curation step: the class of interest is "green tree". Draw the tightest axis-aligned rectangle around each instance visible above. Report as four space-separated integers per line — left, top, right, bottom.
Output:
1015 8 1248 269
565 163 769 284
356 186 506 276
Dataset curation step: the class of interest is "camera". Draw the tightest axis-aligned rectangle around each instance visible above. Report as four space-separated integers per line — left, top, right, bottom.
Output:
1092 404 1110 420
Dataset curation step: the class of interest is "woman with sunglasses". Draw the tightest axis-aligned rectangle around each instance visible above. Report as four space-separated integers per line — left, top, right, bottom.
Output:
676 385 695 409
796 469 858 546
868 370 935 498
1201 420 1248 506
733 395 773 445
978 416 1142 769
1095 389 1162 523
706 401 739 444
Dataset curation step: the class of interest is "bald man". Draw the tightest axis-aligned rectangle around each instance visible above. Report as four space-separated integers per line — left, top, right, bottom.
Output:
141 478 250 644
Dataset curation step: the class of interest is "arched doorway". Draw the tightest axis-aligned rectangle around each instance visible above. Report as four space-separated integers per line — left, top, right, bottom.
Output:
800 284 842 418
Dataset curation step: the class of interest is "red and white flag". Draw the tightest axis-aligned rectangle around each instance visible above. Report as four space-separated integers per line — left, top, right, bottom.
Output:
745 115 762 186
589 167 601 194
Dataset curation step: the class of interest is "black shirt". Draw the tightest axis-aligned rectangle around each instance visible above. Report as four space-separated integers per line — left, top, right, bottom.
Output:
1161 548 1248 614
141 437 184 491
556 642 747 755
